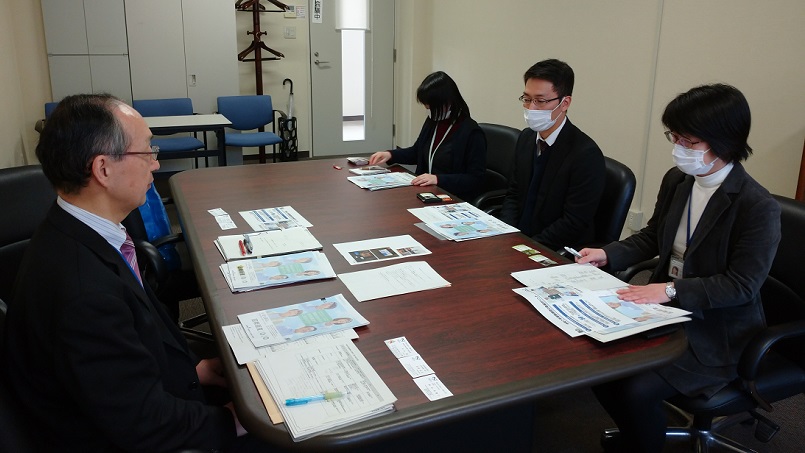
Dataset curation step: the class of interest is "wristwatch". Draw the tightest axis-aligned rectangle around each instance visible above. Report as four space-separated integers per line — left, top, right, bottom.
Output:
665 282 677 301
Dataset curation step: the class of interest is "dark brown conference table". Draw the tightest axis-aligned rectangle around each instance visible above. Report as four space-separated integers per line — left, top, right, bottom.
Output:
170 159 686 451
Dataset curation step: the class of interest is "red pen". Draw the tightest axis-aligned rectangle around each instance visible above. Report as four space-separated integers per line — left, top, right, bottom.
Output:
238 240 247 256
333 165 342 170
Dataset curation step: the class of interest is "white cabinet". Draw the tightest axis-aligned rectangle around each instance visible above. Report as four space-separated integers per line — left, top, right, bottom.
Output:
126 0 239 114
41 0 237 115
41 0 132 103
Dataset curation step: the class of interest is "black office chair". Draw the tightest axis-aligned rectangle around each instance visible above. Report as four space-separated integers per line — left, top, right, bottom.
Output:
472 123 521 214
0 297 39 453
602 194 805 453
591 157 636 247
122 188 211 342
0 165 57 303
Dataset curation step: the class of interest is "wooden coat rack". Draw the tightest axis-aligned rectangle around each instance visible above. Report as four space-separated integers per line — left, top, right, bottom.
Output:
235 0 288 95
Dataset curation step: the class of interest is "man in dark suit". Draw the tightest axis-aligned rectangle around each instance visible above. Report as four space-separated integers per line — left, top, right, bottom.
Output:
2 94 251 451
499 59 605 250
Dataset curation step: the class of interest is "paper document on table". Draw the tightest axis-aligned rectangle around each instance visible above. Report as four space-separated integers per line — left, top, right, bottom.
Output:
332 234 431 265
219 251 336 292
338 261 451 302
408 202 518 241
347 172 416 190
511 263 630 291
239 206 313 231
237 294 368 347
348 165 390 176
223 324 359 365
511 264 691 342
254 337 397 441
214 228 322 261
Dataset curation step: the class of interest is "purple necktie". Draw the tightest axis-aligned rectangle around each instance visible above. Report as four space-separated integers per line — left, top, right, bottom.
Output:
120 232 142 284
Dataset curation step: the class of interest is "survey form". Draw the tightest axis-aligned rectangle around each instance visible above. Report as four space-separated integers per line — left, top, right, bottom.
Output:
337 261 451 302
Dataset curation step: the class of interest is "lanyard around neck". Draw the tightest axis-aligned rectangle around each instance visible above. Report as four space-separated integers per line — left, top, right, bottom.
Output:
428 119 456 173
686 193 693 247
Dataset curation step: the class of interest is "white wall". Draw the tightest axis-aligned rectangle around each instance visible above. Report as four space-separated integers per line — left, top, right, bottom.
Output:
396 0 805 232
0 0 50 168
3 0 804 225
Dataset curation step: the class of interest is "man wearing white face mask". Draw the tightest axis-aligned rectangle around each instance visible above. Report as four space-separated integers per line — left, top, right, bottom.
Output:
577 84 780 452
499 59 605 250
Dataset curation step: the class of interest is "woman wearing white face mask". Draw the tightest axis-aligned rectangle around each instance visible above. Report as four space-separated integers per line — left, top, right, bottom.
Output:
576 84 781 452
369 71 486 201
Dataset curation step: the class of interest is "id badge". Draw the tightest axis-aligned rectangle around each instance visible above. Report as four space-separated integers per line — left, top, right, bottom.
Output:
668 256 684 278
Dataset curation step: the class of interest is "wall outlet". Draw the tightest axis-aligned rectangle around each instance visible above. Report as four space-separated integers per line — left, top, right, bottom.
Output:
626 209 643 231
283 26 296 39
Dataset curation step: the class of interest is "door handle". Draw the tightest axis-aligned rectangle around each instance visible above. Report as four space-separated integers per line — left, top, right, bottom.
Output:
314 60 330 65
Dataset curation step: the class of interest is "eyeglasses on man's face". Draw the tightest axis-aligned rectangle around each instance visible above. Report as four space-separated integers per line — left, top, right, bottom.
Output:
664 131 702 149
518 95 561 109
122 145 160 161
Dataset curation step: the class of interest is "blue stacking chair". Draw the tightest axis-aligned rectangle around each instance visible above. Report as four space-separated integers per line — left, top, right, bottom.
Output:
217 95 284 163
132 98 207 166
44 102 59 119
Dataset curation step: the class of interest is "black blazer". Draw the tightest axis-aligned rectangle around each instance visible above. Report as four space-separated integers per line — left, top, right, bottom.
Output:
389 115 487 201
500 119 605 250
3 204 235 452
604 163 781 396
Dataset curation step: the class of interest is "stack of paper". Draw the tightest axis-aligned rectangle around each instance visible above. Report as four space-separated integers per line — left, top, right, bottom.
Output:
254 337 397 441
236 294 369 347
347 172 416 190
239 206 313 232
511 264 691 342
348 165 390 176
219 251 336 292
214 228 323 262
408 202 519 241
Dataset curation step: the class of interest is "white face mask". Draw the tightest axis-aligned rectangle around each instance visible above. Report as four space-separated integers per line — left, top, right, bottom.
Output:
672 144 718 175
428 107 451 121
523 98 564 132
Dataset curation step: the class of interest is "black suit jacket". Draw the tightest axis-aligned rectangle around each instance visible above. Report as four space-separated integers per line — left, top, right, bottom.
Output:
500 119 606 250
3 203 235 452
604 163 780 396
390 115 486 201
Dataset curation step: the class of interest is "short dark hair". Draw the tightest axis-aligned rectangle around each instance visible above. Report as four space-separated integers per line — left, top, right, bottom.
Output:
661 83 752 162
35 94 129 194
416 71 470 120
523 59 574 98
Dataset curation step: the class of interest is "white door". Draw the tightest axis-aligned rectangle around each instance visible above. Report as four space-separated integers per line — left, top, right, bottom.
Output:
309 0 395 156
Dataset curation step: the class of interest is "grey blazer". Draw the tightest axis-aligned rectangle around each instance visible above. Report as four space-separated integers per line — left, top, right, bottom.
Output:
604 163 780 395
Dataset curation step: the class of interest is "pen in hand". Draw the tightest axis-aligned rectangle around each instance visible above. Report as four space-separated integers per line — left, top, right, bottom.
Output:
564 246 583 260
285 391 345 406
242 234 253 254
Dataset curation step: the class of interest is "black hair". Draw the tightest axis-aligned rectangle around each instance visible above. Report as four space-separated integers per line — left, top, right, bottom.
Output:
523 59 574 98
35 94 128 194
416 71 470 120
661 83 752 162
